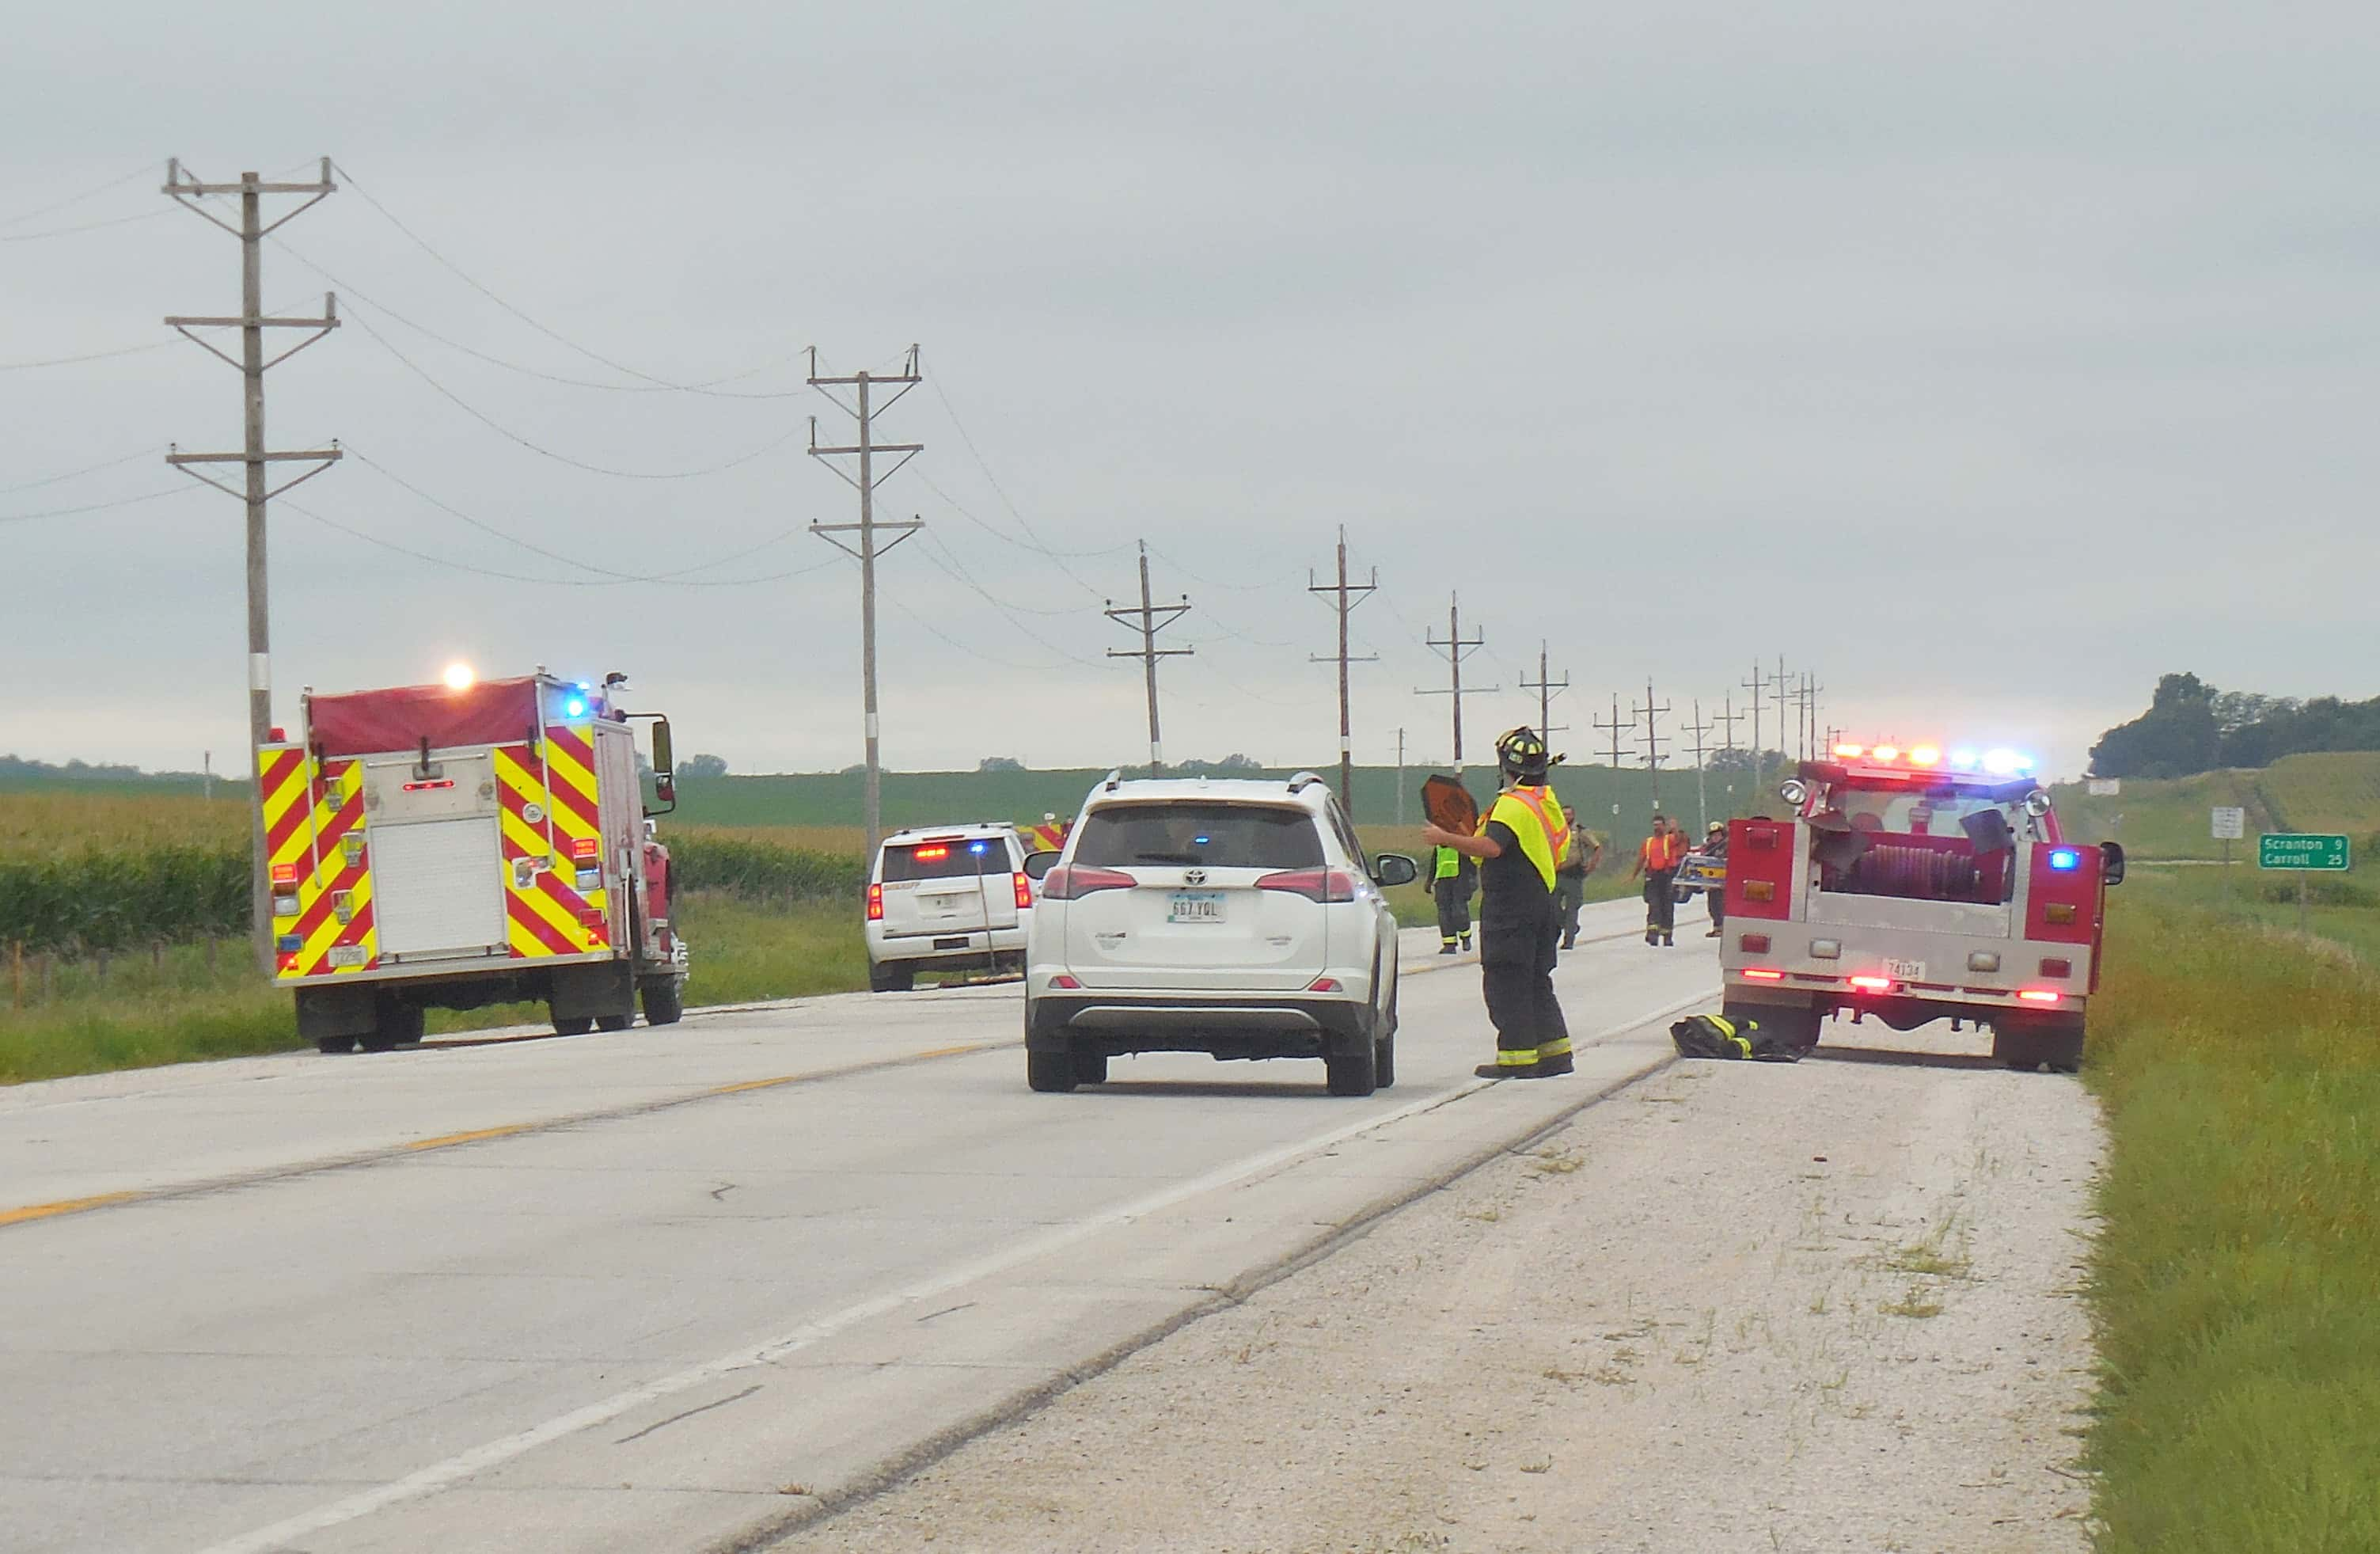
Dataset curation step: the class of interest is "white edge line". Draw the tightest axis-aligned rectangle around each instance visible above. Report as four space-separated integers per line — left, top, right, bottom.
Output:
195 985 1710 1554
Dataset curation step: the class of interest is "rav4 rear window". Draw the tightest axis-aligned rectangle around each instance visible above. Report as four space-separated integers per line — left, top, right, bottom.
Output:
1072 804 1324 870
881 838 1012 881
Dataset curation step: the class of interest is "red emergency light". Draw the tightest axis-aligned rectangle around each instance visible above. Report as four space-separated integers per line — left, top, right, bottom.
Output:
913 845 950 861
1848 975 1894 992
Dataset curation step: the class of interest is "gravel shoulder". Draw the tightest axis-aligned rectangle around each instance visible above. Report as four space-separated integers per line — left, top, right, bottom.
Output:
768 1023 2103 1553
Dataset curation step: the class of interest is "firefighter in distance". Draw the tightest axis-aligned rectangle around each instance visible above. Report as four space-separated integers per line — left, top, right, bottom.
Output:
1422 727 1575 1080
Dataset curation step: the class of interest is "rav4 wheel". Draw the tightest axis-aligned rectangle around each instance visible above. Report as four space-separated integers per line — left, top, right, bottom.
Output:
1072 1047 1108 1085
1373 966 1399 1089
1326 1038 1378 1097
1027 1048 1078 1093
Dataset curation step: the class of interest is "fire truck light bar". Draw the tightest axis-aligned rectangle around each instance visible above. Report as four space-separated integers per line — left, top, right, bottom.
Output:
1829 744 2033 775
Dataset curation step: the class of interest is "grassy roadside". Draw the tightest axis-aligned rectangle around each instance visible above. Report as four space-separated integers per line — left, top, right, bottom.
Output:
2085 887 2380 1549
0 895 871 1086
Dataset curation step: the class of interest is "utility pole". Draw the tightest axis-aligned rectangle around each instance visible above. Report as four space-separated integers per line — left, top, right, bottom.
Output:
1741 661 1769 795
1519 640 1570 739
1712 695 1744 819
1395 728 1406 825
1682 699 1714 834
1634 678 1672 810
1415 592 1494 766
1105 540 1193 774
807 344 924 851
162 158 342 969
1307 525 1376 807
1592 693 1630 827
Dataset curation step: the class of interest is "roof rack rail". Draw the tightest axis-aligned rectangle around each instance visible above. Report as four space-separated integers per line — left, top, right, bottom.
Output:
1102 768 1123 792
1287 770 1325 794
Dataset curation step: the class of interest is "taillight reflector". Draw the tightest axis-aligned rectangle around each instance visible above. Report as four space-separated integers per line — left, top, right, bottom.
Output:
2044 902 2078 925
1050 975 1083 990
1738 933 1771 955
1255 868 1359 903
271 863 299 887
1307 976 1343 993
572 838 600 861
2017 989 2063 1004
1740 967 1785 982
2040 957 2072 979
1013 872 1033 910
1849 975 1893 991
1040 864 1138 900
1744 880 1775 902
866 883 883 921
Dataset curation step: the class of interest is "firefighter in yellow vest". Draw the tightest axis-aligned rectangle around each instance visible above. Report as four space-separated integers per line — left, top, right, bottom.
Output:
1421 727 1574 1079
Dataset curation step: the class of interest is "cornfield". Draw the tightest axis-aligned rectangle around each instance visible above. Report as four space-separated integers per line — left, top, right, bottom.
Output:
0 847 249 954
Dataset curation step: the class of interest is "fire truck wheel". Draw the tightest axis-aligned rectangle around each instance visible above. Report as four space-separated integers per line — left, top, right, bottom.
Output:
640 978 685 1026
595 1014 633 1032
552 1015 595 1037
315 1035 356 1055
1027 1048 1079 1092
1993 1019 2085 1073
366 1002 425 1049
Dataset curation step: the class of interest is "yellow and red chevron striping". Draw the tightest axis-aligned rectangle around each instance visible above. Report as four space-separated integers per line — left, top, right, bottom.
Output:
489 731 612 961
258 748 381 981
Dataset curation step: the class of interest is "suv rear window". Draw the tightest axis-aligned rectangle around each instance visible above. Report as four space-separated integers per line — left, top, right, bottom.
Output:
881 838 1012 881
1073 804 1324 869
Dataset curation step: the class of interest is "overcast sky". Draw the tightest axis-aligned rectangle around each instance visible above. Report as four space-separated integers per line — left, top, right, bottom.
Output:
5 2 2374 782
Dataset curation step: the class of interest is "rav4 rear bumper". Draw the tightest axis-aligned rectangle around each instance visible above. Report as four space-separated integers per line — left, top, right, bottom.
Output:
1027 994 1373 1059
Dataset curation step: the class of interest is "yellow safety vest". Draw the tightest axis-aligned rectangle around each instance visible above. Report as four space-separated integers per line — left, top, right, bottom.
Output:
1481 785 1568 891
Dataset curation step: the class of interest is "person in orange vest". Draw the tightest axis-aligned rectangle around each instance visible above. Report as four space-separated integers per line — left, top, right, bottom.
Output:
1422 727 1574 1079
1628 812 1687 947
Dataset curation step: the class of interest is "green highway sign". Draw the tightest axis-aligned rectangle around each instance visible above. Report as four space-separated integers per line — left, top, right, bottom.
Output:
2259 834 2352 871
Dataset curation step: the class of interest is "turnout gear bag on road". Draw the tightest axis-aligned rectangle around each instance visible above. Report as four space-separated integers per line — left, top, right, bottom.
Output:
1669 1013 1802 1062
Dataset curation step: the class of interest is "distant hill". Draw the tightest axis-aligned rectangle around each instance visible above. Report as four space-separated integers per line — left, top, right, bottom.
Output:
2055 750 2380 860
0 755 234 796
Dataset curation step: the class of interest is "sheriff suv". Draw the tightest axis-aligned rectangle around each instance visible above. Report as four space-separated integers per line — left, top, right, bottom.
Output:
1718 745 2124 1071
864 824 1035 992
1020 773 1419 1096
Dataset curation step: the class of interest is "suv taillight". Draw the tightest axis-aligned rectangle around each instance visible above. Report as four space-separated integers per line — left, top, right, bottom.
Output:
1013 872 1033 909
1040 864 1137 900
1255 868 1359 903
866 882 883 921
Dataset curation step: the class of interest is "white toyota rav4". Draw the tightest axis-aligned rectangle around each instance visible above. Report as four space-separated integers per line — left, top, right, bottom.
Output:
1020 773 1419 1096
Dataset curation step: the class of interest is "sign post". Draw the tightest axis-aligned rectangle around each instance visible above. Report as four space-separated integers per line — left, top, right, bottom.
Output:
2258 833 2351 935
2212 807 2245 906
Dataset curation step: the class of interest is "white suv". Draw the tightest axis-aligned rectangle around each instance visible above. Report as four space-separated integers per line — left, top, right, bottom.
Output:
865 824 1034 993
1020 773 1419 1096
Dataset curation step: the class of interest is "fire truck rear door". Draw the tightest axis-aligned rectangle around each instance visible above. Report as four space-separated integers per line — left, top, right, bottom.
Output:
364 751 508 961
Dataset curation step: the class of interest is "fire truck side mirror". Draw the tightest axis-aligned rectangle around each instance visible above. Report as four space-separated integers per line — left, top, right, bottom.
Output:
649 716 674 778
2100 842 2127 887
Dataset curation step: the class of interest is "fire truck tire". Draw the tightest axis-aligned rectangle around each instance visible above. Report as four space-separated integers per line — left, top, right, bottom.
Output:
1994 1019 2085 1073
1027 1048 1078 1093
552 1015 595 1037
640 978 685 1026
595 1014 633 1032
363 1002 426 1050
315 1035 355 1055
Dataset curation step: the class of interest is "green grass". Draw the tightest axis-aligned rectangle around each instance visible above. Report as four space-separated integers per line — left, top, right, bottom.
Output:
0 894 869 1086
2084 887 2380 1550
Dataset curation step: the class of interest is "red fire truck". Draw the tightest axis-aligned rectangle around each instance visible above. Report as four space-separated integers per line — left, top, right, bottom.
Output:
1717 743 2124 1071
256 667 689 1054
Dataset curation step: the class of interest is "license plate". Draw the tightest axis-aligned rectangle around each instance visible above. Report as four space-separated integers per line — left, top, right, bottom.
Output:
1885 958 1926 981
1169 891 1226 924
327 945 370 969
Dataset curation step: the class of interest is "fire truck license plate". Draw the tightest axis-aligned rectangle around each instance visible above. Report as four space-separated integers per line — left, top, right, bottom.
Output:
1169 891 1226 923
1885 958 1926 982
327 946 369 969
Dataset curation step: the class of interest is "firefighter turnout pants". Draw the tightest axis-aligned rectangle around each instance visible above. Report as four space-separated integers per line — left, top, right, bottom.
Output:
1435 876 1472 945
1482 902 1571 1073
1643 870 1679 937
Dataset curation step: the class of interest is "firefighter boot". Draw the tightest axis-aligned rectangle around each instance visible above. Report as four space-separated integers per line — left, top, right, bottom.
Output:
1460 934 1473 952
1474 1060 1546 1080
1439 940 1459 956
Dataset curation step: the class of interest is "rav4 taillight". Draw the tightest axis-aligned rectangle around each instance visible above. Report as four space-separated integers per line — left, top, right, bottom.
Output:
1039 864 1137 900
1255 868 1360 902
1013 872 1033 910
866 882 883 921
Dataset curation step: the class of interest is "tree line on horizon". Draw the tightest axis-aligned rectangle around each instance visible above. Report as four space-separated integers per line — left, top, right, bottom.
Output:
2090 673 2380 780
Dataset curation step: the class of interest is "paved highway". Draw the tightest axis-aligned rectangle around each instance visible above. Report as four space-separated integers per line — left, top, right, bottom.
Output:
1 898 1714 1554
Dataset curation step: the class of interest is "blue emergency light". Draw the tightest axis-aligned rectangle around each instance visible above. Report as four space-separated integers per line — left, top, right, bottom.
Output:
2048 848 2081 872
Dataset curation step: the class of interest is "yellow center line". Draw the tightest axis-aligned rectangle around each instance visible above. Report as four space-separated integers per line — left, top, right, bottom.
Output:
911 1043 992 1059
706 1074 805 1096
405 1123 533 1152
0 1191 139 1227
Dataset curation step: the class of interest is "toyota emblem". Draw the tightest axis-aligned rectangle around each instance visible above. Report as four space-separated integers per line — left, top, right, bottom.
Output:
1183 868 1207 885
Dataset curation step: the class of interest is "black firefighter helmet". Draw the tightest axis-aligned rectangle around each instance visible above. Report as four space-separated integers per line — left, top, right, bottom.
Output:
1495 726 1560 785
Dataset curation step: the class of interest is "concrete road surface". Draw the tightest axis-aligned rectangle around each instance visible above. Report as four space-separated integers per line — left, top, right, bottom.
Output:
0 897 1713 1554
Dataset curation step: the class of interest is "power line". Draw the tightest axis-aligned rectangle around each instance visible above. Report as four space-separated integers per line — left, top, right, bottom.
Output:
1 207 173 243
0 484 202 526
1308 525 1377 805
0 448 156 496
0 338 177 372
332 160 805 397
0 163 156 229
347 309 807 480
